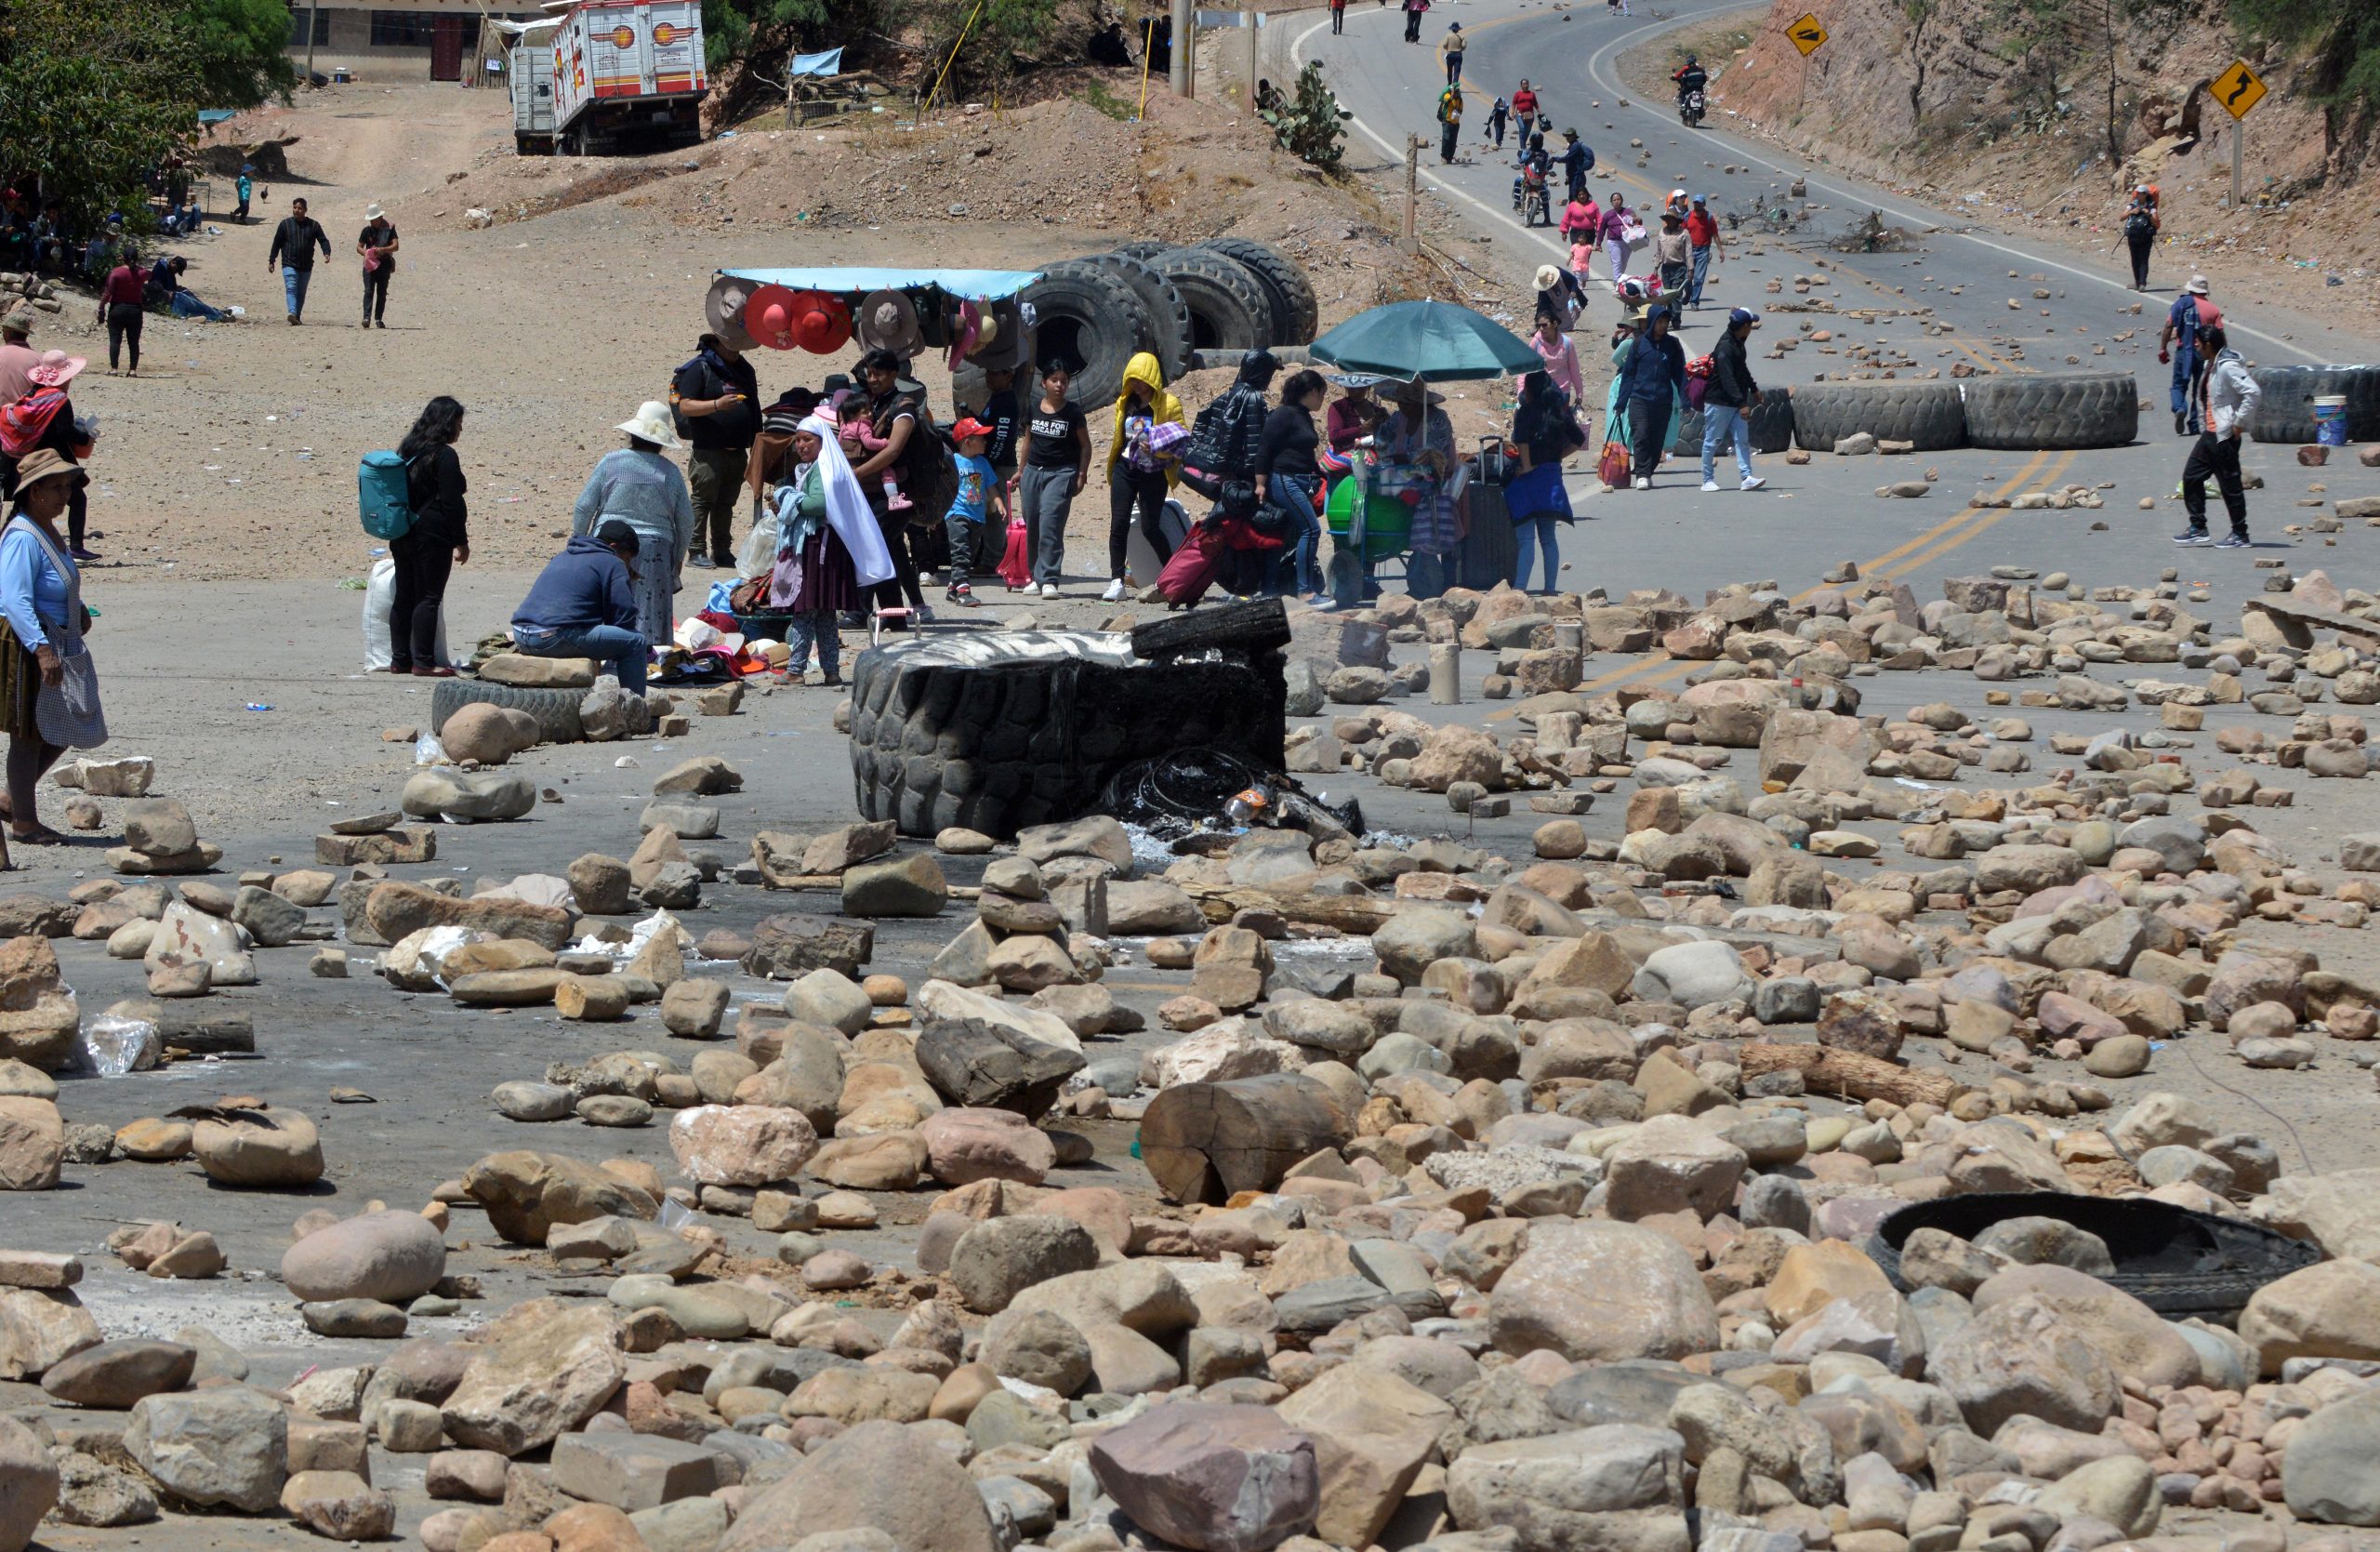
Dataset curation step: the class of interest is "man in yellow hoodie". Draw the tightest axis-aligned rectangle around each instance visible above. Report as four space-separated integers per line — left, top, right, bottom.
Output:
1104 352 1186 602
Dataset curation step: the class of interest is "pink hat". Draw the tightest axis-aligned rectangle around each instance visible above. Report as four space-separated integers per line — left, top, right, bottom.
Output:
26 350 83 389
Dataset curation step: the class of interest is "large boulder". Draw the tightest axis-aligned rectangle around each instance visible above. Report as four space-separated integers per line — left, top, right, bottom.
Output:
0 1286 101 1380
2239 1260 2380 1373
1629 941 1752 1009
1601 1116 1747 1222
280 1212 446 1305
401 768 536 822
1447 1423 1688 1552
2254 1166 2380 1261
125 1386 288 1512
1275 1362 1455 1547
440 1300 625 1455
0 1414 59 1550
918 1108 1055 1187
461 1149 657 1244
1488 1221 1720 1362
0 936 81 1070
1925 1290 2119 1435
38 1340 196 1409
721 1418 999 1552
1088 1401 1319 1552
668 1105 819 1187
2282 1384 2380 1525
948 1215 1102 1315
914 1016 1083 1116
1968 1264 2201 1388
191 1108 324 1187
0 1095 62 1190
436 702 541 764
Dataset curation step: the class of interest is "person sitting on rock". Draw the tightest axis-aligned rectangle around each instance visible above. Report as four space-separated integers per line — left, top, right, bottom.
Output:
509 521 647 696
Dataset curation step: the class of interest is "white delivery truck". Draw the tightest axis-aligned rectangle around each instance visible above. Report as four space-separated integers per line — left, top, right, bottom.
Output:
510 40 559 154
542 0 707 155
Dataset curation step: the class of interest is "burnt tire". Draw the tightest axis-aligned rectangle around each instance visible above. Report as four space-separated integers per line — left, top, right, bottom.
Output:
430 678 586 744
1671 394 1797 458
2246 364 2380 444
1961 370 2139 450
1148 246 1273 352
1197 237 1318 345
1786 380 1964 452
1022 261 1155 412
1081 252 1194 384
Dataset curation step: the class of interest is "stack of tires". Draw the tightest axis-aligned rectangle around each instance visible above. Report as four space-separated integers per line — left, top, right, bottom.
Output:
1780 371 2140 452
1020 237 1319 407
2246 365 2380 444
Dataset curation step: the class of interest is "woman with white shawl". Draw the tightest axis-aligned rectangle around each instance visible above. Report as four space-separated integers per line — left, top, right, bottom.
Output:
769 414 893 685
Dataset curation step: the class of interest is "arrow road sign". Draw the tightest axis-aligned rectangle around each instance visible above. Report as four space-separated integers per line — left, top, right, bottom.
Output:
2212 59 2267 120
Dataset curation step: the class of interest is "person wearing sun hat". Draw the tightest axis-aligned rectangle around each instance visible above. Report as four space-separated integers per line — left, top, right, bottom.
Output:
0 312 35 404
572 401 696 652
0 447 99 844
357 202 399 329
1 350 97 561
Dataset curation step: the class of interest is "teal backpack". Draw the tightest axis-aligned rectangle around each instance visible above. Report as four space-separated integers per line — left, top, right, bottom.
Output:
358 450 417 540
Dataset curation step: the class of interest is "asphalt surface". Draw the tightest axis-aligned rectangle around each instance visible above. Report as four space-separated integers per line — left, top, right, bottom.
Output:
1293 0 2380 630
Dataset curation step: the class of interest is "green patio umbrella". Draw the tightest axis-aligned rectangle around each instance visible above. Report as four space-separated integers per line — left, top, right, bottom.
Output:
1305 298 1540 382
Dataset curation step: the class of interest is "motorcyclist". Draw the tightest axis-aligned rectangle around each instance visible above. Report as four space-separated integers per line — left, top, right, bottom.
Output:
1673 56 1708 104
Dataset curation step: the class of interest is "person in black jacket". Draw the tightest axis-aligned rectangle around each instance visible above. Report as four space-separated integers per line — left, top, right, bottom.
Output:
668 332 760 569
1699 307 1768 492
265 197 332 325
1615 304 1687 489
1256 369 1329 604
387 396 468 677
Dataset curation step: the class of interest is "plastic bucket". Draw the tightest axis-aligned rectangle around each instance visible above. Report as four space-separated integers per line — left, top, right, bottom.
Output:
2314 394 2348 446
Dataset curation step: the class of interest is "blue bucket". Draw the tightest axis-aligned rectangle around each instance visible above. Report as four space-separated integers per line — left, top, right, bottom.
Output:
2314 394 2348 446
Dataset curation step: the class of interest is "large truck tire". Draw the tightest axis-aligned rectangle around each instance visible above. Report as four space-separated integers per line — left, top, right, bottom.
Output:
1961 371 2139 450
1670 393 1797 459
2247 364 2380 444
430 679 585 744
1197 237 1318 345
1111 238 1177 261
1148 247 1273 352
1786 381 1964 452
1079 252 1194 384
1023 261 1156 411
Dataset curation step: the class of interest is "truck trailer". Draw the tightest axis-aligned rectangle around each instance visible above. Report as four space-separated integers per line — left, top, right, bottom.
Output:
529 0 707 155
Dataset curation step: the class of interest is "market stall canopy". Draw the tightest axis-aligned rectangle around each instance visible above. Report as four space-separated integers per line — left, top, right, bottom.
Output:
1306 298 1539 382
718 268 1043 300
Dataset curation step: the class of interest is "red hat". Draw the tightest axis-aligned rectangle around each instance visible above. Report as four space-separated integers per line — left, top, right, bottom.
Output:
949 418 995 442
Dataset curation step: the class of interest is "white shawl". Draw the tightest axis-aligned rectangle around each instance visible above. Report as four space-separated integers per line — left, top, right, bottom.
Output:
778 412 893 589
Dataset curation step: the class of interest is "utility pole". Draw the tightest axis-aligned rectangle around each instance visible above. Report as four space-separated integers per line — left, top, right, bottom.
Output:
1242 10 1261 112
1170 0 1192 97
305 0 321 81
2230 122 2243 208
1404 133 1421 253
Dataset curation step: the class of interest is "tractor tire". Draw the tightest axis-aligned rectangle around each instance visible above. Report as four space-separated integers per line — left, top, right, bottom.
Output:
2246 364 2380 444
1671 394 1797 459
1022 262 1155 412
430 678 586 744
1197 237 1318 345
1111 238 1177 261
1149 246 1274 352
1081 252 1194 383
1961 370 2140 450
1786 380 1965 452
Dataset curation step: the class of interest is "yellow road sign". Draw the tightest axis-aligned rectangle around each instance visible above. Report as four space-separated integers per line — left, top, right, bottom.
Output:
2212 59 2267 120
1787 13 1828 56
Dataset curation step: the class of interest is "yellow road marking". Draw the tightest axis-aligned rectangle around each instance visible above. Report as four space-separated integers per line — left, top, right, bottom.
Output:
1878 448 2076 580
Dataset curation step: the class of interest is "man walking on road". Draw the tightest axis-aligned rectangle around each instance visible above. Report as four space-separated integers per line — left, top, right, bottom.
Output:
1700 308 1767 492
2121 185 2159 291
1402 0 1428 44
1436 85 1463 164
1683 192 1722 309
2174 324 2258 550
1560 130 1594 205
669 331 760 569
1439 22 1464 85
267 196 331 325
2160 275 2218 435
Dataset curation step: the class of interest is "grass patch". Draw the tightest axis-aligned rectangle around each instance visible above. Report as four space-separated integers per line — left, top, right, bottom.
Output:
1079 80 1135 121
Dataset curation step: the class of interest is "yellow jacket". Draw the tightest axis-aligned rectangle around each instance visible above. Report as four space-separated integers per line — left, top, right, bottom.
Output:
1107 352 1184 486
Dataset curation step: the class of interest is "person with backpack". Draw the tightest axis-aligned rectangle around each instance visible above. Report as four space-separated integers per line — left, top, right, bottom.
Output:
572 401 695 651
385 396 468 676
1506 370 1582 593
2173 324 2259 550
1439 22 1465 85
1559 130 1594 206
1018 358 1091 600
1104 352 1185 603
668 331 760 570
2160 275 2218 434
2121 185 2159 291
1488 97 1510 150
1436 85 1463 165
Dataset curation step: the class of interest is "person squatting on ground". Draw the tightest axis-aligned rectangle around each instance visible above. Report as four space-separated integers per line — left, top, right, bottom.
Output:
2174 324 2259 550
387 395 469 676
511 523 649 696
1018 360 1091 599
1104 352 1184 602
669 332 760 570
358 203 399 328
0 448 99 845
572 401 695 651
1700 307 1769 492
267 197 331 325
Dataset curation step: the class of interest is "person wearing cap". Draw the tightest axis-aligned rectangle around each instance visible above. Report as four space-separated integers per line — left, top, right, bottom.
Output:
266 196 331 325
358 204 399 329
1683 193 1723 309
1488 96 1509 150
1701 308 1768 493
1436 82 1463 165
1615 303 1687 490
0 313 36 405
511 521 649 696
1559 130 1594 206
945 417 1006 607
2120 184 2159 291
669 331 760 570
0 447 95 842
1654 209 1690 298
573 402 696 650
97 246 146 376
1440 22 1464 85
0 351 96 561
1104 352 1185 603
234 166 254 224
2161 276 2220 436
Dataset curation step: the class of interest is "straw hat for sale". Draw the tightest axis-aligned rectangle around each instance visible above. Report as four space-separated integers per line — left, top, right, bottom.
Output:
703 274 760 352
616 400 683 449
854 290 926 359
9 448 87 496
26 351 83 389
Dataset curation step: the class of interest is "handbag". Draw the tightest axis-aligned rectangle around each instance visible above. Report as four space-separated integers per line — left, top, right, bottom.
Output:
7 517 106 749
1598 439 1631 489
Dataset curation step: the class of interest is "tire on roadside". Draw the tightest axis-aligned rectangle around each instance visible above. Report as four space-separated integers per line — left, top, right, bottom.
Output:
1149 246 1275 352
1080 252 1194 384
1197 237 1319 345
1670 393 1797 459
1961 370 2140 450
1786 380 1965 452
2246 364 2380 444
430 678 586 744
1023 261 1157 410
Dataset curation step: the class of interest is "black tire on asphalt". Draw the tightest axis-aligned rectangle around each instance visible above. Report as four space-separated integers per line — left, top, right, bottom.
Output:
1022 261 1157 412
430 678 586 744
1149 246 1275 352
2245 364 2380 444
1197 237 1319 345
1079 252 1194 384
1961 370 2141 450
1786 380 1965 452
1670 393 1797 458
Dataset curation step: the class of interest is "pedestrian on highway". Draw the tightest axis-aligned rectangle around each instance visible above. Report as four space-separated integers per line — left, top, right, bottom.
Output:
387 395 469 677
2160 275 2220 435
1329 0 1344 32
510 523 649 696
1511 80 1538 124
1436 85 1463 165
668 331 760 568
266 196 330 325
1402 0 1428 44
1683 192 1723 308
1440 22 1464 84
1559 130 1594 204
1019 358 1090 598
1507 369 1582 592
1600 194 1635 286
1700 308 1767 492
1529 310 1584 406
0 448 97 843
572 401 695 651
1259 368 1329 604
358 203 398 329
1104 352 1184 602
1654 209 1690 298
1616 303 1686 490
1488 97 1509 149
97 249 145 376
2121 184 2159 291
2175 325 2258 550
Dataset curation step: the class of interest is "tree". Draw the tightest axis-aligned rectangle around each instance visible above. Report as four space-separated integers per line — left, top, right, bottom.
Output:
703 0 835 74
0 0 200 230
2232 0 2380 147
184 0 297 108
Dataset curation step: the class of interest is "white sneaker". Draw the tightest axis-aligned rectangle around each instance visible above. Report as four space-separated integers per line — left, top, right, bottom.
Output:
1700 480 1721 492
1040 582 1059 600
1740 475 1767 491
1102 578 1126 603
1633 477 1651 491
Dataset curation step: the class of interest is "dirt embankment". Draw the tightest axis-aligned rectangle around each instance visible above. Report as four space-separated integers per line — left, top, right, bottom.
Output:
1631 0 2380 342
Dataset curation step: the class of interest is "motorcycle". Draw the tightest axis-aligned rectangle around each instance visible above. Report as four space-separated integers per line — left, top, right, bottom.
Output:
1678 87 1706 128
1520 164 1551 227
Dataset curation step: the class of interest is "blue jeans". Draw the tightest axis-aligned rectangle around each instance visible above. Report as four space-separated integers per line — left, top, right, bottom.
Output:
1511 514 1561 591
515 623 647 696
786 610 840 682
1269 474 1323 595
2170 350 2200 431
282 265 312 320
169 290 230 322
1702 404 1754 484
1686 245 1712 306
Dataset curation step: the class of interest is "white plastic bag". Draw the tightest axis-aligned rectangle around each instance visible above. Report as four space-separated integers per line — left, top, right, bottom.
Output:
737 507 781 580
83 1013 161 1077
363 555 454 670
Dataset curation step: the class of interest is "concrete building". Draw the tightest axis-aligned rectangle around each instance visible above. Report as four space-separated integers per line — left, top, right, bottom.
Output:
285 0 546 82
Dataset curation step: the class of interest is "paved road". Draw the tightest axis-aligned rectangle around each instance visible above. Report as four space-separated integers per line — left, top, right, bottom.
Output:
1294 0 2380 662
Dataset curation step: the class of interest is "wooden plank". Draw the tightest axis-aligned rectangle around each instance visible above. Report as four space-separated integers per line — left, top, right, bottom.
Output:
1739 1042 1964 1108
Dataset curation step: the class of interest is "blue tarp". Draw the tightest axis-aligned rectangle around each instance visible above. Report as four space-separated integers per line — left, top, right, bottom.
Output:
788 47 845 77
198 109 239 126
720 267 1043 300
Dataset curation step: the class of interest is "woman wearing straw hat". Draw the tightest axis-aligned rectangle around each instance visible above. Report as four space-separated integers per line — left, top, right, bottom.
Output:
0 350 99 561
573 402 696 653
357 203 399 329
0 448 102 844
